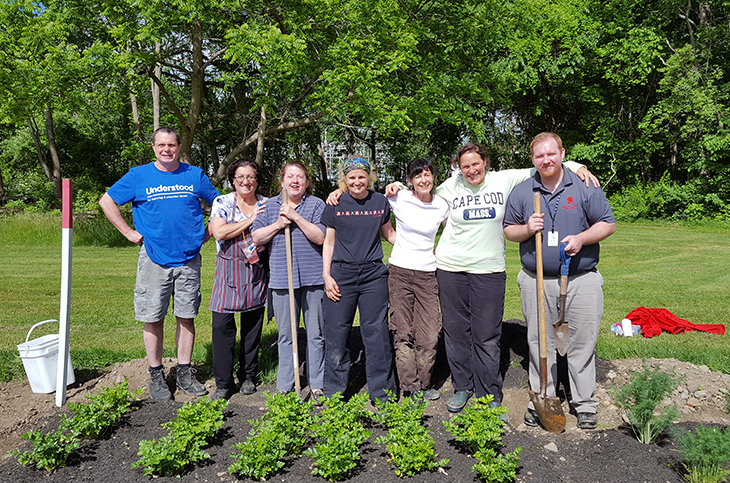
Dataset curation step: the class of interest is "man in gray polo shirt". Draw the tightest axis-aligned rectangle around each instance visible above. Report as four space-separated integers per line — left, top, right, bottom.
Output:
503 132 615 430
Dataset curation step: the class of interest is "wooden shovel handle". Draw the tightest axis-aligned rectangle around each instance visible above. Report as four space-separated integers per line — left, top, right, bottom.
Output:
282 190 301 396
533 192 549 393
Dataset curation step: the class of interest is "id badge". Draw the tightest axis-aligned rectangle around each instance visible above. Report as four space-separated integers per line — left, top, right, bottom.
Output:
548 231 559 247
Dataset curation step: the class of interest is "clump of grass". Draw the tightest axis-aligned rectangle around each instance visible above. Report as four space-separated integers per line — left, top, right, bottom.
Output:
611 361 681 444
73 212 136 247
0 212 61 245
673 424 730 483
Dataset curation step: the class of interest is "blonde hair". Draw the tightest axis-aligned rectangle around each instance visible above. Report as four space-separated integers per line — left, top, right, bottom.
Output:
337 156 378 192
530 132 564 155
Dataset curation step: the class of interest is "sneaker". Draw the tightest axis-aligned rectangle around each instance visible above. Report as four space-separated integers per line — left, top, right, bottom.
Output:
489 400 510 424
176 366 208 396
239 379 257 395
148 367 172 400
577 412 597 429
524 408 540 427
423 388 440 401
210 387 233 401
311 389 324 406
447 389 473 413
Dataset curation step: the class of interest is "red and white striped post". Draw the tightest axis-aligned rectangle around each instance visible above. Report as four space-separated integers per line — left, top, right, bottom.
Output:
56 179 73 407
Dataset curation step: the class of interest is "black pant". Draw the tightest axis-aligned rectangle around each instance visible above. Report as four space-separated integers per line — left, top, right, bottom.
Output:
323 261 396 402
211 307 264 390
436 270 506 402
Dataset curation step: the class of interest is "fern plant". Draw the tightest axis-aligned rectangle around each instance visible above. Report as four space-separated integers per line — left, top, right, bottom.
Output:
611 361 680 444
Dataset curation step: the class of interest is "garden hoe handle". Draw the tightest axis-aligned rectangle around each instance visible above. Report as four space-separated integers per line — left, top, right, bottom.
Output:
282 189 301 397
553 242 572 357
529 192 566 433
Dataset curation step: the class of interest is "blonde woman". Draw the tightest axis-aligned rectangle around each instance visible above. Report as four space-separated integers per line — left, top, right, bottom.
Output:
321 156 397 403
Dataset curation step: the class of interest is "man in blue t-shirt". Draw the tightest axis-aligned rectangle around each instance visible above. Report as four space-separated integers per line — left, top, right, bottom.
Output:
100 127 220 400
503 132 615 430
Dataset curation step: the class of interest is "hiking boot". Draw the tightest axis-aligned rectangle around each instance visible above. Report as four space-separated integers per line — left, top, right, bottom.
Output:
423 388 440 401
148 366 172 400
176 366 208 396
577 412 597 429
447 390 473 413
524 408 540 427
239 379 256 395
210 387 233 401
489 400 510 424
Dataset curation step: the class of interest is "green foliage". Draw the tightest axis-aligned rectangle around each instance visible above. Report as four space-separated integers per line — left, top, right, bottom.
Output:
305 392 373 481
673 425 730 483
228 391 315 480
443 395 522 483
726 393 730 415
611 361 681 444
10 428 80 472
132 398 228 477
73 212 137 248
609 174 728 223
59 379 142 439
373 393 448 477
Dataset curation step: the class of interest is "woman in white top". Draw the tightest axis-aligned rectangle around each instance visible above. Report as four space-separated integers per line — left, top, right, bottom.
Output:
387 158 450 401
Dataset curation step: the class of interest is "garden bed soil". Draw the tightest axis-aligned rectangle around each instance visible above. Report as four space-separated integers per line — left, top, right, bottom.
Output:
1 320 728 482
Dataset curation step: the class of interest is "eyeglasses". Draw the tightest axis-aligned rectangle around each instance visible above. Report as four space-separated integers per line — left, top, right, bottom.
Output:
234 175 257 182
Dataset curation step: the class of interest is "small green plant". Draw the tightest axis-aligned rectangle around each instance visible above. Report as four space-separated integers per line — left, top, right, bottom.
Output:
443 395 522 483
674 424 730 483
611 361 681 444
132 398 228 477
725 392 730 415
59 379 142 439
10 428 80 472
228 391 315 480
305 392 373 481
372 393 448 477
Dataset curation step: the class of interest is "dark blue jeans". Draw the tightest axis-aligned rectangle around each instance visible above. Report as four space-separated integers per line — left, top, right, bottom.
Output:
323 261 396 402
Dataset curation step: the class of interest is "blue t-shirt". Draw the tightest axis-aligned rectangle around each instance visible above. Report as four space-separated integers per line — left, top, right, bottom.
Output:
107 162 220 267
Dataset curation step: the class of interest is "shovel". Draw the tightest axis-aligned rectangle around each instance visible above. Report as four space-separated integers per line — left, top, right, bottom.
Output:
553 242 572 357
529 192 566 433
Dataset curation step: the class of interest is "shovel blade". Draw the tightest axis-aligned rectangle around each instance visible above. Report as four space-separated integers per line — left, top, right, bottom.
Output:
552 321 570 357
528 390 566 433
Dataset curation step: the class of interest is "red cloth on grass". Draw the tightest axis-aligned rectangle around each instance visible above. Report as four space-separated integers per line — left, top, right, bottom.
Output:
625 307 726 338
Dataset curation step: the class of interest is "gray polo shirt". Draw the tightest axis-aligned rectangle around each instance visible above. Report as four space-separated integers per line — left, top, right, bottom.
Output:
503 168 615 276
251 193 326 289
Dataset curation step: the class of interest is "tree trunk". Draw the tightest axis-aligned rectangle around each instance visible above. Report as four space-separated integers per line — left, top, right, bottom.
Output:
152 41 161 131
27 117 53 182
255 106 266 166
0 168 5 198
44 107 62 198
178 19 205 165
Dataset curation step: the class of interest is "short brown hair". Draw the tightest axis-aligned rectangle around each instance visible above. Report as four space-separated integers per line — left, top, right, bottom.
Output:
530 132 564 156
278 161 313 195
453 142 490 170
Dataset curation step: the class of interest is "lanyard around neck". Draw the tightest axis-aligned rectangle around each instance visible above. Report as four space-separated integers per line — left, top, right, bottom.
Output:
541 192 561 233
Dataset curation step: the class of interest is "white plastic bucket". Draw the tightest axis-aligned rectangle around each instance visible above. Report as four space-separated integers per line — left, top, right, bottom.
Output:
17 320 75 394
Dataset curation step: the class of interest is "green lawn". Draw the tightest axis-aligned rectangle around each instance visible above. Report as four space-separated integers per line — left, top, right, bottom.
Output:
0 216 728 383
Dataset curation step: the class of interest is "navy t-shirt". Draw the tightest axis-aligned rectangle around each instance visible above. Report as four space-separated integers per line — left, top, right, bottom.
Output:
503 168 615 276
321 191 391 263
